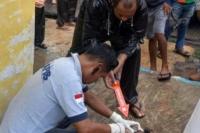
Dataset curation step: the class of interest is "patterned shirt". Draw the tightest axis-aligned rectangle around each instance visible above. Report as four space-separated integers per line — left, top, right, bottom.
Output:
177 0 195 4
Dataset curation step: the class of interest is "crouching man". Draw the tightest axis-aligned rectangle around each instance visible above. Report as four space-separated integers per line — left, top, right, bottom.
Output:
0 40 143 133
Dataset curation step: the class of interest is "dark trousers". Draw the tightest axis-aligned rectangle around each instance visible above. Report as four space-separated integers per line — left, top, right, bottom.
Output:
120 48 140 104
35 7 45 46
46 128 76 133
46 117 76 133
56 0 77 27
56 0 68 27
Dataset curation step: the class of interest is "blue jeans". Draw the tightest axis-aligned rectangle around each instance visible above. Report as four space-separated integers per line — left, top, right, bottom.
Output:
165 2 195 50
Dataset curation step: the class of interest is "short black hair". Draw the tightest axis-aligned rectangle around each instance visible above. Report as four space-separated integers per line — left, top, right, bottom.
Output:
112 0 134 8
82 39 118 72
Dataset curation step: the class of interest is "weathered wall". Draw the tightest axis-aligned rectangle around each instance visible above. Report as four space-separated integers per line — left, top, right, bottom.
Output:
0 0 34 120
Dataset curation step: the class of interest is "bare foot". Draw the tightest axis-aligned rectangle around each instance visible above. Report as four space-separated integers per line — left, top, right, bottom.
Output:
189 73 200 81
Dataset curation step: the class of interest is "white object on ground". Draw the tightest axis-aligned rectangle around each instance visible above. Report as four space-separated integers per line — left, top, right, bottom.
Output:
184 99 200 133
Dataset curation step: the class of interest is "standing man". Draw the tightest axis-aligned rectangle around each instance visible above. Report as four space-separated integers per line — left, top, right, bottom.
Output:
35 0 47 49
69 0 148 118
165 0 196 57
0 41 143 133
145 0 172 81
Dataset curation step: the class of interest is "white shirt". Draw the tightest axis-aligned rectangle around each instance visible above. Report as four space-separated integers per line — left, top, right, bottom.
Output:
0 53 88 133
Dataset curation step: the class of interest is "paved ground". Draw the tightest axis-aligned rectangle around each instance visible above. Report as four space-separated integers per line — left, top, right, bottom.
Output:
34 18 200 133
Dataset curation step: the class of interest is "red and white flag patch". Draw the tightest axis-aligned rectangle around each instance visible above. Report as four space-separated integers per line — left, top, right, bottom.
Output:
74 93 84 103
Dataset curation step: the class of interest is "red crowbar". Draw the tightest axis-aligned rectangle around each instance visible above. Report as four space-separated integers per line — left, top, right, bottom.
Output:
112 80 129 117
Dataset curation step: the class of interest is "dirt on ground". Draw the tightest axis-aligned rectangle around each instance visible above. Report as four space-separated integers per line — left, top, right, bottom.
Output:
34 19 200 133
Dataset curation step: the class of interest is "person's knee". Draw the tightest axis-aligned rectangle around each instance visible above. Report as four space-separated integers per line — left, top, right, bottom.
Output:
180 19 190 27
149 37 157 44
155 33 165 40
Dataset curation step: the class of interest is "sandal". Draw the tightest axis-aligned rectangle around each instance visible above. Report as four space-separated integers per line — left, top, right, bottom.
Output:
130 102 145 119
157 73 171 81
173 49 191 57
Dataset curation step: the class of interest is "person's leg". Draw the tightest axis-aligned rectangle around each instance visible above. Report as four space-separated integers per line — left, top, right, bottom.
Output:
35 7 47 49
120 48 145 118
41 6 45 45
120 49 140 102
35 7 40 46
149 38 158 71
164 19 173 40
146 10 157 71
155 33 169 76
56 0 66 27
67 0 77 23
176 22 187 50
176 3 195 51
154 5 170 80
165 2 182 40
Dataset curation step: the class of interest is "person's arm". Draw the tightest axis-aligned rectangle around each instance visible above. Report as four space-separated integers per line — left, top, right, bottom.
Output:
73 118 129 133
84 91 112 118
84 90 143 132
113 53 128 80
56 78 127 133
163 1 172 15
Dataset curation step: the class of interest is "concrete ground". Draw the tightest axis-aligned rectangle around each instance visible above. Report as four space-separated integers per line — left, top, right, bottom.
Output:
34 18 200 133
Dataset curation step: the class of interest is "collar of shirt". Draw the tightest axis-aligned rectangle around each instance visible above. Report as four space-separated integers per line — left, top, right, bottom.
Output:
71 53 82 81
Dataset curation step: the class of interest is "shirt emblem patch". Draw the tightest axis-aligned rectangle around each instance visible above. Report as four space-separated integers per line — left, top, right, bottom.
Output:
74 93 84 103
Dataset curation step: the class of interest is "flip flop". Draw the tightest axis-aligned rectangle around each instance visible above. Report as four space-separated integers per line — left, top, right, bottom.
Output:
173 49 190 57
157 73 171 81
130 102 145 119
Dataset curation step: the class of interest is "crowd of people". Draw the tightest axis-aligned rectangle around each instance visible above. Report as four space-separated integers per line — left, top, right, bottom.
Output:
0 0 199 133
